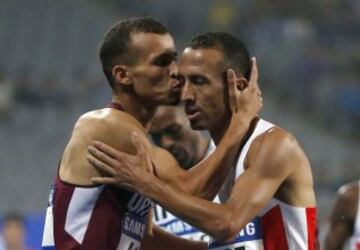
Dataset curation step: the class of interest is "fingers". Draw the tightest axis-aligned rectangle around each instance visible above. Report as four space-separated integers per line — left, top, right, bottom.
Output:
130 132 142 153
88 145 119 167
249 57 258 86
87 154 117 176
131 132 148 159
227 69 237 111
247 57 261 97
92 141 120 159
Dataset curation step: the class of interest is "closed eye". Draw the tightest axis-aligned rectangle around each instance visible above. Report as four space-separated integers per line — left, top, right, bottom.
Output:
190 75 208 85
153 52 177 67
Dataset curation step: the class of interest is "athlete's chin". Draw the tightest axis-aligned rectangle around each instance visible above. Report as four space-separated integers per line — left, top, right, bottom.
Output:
157 95 180 106
152 93 173 105
189 120 206 131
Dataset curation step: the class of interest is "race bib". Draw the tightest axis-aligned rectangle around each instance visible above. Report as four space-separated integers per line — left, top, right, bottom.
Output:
208 217 263 250
118 212 147 250
157 216 210 242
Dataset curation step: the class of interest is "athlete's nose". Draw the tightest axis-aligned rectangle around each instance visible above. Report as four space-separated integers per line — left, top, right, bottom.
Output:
181 82 195 102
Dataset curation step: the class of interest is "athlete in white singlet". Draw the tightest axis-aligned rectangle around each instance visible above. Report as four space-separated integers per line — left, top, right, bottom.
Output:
209 119 316 249
41 19 263 250
87 32 318 249
324 180 360 250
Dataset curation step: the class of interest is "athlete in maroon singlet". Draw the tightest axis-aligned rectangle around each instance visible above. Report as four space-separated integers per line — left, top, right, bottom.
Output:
41 18 262 250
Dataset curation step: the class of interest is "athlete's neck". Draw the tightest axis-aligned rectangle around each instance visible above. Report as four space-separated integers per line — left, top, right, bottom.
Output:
210 116 259 147
210 116 231 146
111 95 157 130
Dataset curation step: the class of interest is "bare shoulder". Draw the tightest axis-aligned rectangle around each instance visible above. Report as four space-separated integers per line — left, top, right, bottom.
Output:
337 181 359 204
60 108 149 184
247 126 303 169
76 109 144 135
73 108 147 152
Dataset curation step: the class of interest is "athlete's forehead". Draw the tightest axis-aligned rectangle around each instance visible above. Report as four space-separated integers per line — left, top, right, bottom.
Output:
130 32 176 61
178 47 224 75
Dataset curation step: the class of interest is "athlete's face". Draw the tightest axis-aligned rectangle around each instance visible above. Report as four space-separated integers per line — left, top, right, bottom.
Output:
178 48 230 131
128 32 180 105
150 106 203 169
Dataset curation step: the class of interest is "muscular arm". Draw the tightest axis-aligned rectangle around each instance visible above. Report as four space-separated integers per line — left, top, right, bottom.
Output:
128 129 305 241
89 62 262 199
152 119 250 199
324 183 358 250
88 117 250 199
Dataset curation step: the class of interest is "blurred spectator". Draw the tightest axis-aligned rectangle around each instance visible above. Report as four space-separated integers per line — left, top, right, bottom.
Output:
323 181 360 249
38 72 69 109
0 68 14 120
0 212 32 250
14 65 41 106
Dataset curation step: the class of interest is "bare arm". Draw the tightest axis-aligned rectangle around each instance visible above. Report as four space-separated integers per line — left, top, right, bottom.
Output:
323 183 358 250
91 129 302 242
134 130 298 241
89 58 262 199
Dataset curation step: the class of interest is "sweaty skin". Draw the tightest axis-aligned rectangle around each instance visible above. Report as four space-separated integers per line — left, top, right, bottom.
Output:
324 181 359 250
88 49 316 245
60 35 262 249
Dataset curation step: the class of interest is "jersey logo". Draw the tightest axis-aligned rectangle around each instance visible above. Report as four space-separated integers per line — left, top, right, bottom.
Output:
209 217 263 249
127 193 154 217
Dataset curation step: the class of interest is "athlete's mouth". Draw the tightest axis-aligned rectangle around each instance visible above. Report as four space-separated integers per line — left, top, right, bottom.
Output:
185 105 201 121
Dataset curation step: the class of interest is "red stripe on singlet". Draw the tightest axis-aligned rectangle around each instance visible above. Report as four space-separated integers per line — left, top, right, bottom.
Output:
306 207 318 250
261 205 289 250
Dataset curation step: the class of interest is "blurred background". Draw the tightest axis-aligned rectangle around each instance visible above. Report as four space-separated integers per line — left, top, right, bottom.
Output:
0 0 359 248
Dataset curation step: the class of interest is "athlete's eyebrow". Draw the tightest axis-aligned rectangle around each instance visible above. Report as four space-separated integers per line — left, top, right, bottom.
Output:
153 50 177 61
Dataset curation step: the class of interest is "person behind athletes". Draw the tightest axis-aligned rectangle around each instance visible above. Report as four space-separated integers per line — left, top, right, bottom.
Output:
324 180 360 250
150 105 218 243
88 32 319 249
41 18 263 250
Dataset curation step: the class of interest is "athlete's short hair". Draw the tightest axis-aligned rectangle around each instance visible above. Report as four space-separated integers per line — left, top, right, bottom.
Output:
99 17 169 90
187 32 250 79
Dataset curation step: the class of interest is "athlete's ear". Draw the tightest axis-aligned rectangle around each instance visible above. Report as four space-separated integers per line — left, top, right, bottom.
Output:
112 65 132 86
236 76 248 91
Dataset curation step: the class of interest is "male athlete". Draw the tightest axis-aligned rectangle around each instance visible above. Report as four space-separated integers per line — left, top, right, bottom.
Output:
324 180 360 250
150 105 212 170
41 18 262 250
88 32 318 249
150 105 217 242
